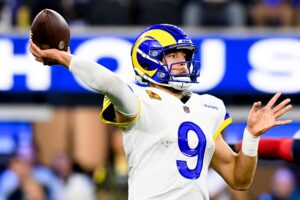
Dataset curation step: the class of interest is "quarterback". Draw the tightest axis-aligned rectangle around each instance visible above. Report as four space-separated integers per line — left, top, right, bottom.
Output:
29 24 292 200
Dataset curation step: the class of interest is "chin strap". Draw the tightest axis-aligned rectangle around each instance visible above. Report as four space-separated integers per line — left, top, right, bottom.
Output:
168 81 191 90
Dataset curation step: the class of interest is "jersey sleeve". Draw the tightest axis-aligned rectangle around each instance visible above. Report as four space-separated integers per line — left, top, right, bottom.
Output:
69 56 138 118
99 95 141 132
213 111 232 140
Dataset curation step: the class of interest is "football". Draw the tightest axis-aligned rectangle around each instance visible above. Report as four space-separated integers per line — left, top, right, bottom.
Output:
31 9 70 52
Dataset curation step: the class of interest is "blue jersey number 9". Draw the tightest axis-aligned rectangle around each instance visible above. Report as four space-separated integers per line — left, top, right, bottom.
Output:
176 121 206 179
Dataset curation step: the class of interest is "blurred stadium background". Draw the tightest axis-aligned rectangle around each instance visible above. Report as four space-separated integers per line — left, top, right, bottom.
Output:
0 0 300 200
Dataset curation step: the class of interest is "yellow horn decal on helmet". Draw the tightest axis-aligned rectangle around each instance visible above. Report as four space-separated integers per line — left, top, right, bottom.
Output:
132 29 177 78
142 29 177 46
132 37 158 77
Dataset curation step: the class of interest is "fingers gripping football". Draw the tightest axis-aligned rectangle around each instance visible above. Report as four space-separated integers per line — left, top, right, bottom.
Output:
30 9 70 65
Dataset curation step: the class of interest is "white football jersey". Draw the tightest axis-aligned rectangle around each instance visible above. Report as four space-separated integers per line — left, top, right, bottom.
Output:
101 85 232 200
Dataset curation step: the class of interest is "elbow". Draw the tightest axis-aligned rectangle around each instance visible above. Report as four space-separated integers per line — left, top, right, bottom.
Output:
229 178 253 191
229 180 252 191
230 185 250 191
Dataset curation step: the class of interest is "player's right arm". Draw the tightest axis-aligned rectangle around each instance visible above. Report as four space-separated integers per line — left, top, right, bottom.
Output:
29 40 138 123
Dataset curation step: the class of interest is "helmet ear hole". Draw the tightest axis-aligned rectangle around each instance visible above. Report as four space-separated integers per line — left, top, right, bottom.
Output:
142 64 150 70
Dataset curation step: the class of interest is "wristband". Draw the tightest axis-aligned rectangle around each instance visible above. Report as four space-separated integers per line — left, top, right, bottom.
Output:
242 128 260 157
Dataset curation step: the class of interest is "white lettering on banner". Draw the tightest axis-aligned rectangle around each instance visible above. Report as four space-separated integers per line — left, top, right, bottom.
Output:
0 39 50 91
190 39 226 92
73 37 134 92
248 38 300 93
6 37 300 94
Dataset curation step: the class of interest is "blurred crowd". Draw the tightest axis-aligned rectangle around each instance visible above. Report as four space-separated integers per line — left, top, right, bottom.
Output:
259 167 300 200
1 0 300 30
0 149 98 200
0 115 129 200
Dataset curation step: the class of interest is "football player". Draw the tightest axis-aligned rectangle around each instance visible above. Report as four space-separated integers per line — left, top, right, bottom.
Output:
29 24 292 200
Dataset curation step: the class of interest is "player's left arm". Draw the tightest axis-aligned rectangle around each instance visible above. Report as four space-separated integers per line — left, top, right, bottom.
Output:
211 135 257 190
211 92 292 190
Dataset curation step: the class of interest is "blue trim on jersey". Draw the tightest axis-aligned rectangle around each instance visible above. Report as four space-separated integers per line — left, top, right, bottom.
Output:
224 112 231 120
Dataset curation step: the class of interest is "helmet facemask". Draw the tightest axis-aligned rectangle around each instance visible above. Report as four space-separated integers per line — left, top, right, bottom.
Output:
158 47 200 90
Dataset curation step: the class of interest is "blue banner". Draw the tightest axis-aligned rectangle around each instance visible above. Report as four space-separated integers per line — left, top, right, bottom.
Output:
0 34 299 94
225 122 300 144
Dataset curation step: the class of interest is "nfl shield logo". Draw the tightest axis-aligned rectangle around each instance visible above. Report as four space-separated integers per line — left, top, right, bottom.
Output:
183 106 190 113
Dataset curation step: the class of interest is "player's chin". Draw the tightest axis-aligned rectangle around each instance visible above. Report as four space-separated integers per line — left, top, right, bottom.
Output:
173 76 191 82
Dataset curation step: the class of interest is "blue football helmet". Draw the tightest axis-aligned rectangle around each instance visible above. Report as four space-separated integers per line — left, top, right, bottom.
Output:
131 24 200 90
